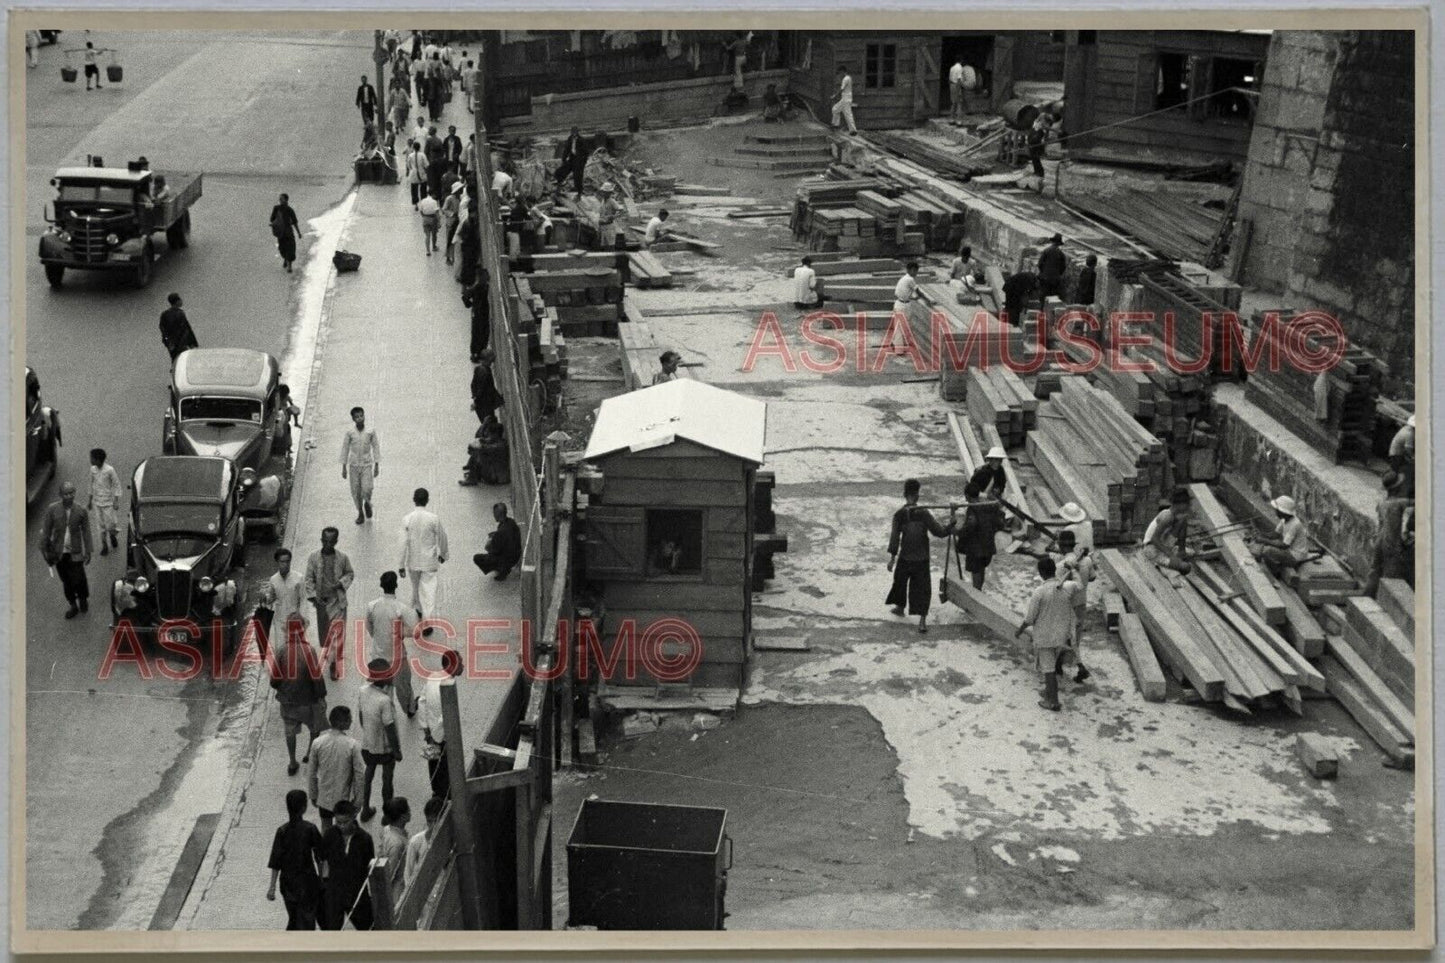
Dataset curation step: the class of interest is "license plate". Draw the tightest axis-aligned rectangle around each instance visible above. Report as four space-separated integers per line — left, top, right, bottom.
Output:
163 627 189 646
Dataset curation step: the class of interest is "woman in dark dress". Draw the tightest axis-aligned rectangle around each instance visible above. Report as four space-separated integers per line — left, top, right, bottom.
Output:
270 193 302 273
956 480 1004 590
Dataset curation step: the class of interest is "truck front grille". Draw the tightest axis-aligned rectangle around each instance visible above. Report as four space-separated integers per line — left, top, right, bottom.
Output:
70 222 111 264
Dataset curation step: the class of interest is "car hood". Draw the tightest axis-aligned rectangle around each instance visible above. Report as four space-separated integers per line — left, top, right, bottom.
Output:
178 422 263 465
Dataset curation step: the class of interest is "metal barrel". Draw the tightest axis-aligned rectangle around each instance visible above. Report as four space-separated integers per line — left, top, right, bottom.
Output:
999 99 1039 130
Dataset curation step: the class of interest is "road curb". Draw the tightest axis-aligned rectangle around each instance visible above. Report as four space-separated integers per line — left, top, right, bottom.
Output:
173 187 359 930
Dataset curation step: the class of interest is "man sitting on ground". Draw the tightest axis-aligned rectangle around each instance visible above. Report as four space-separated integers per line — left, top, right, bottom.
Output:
644 209 674 248
473 503 523 581
1251 495 1317 578
459 415 508 487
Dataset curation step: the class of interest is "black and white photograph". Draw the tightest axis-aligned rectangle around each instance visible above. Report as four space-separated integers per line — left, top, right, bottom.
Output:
7 9 1432 954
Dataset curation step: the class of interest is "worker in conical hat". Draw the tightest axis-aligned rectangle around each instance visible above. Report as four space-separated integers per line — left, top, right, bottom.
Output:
967 446 1008 502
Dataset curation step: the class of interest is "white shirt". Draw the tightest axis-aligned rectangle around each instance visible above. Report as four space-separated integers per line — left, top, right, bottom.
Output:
404 828 432 892
340 425 380 468
894 274 919 303
949 62 965 85
1276 516 1309 561
399 507 448 573
266 570 307 627
491 170 513 199
793 265 817 304
418 677 451 742
644 216 667 243
838 73 853 105
89 463 123 508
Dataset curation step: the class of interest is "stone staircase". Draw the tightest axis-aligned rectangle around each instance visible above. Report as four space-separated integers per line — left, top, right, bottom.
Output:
709 132 833 175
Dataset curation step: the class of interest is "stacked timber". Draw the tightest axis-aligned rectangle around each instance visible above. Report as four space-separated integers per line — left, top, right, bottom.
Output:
618 299 695 390
790 173 953 255
919 283 1037 400
1242 309 1383 463
1137 271 1235 378
1027 377 1166 543
627 250 672 289
1319 596 1415 765
964 366 1035 448
1061 188 1225 264
506 276 569 402
1098 549 1324 713
521 264 624 337
863 130 994 180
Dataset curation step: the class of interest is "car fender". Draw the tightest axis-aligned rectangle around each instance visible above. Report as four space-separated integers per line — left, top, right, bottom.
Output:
116 235 148 256
38 234 66 259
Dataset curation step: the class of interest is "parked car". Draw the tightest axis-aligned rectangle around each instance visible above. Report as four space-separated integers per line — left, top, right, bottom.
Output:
164 347 285 538
111 456 248 649
24 366 62 506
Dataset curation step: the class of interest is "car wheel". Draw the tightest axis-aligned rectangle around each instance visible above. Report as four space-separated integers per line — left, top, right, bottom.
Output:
134 242 154 288
44 264 63 289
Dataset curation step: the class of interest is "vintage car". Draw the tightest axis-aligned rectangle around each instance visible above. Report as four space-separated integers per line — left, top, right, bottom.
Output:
25 366 62 506
111 456 247 648
164 347 286 536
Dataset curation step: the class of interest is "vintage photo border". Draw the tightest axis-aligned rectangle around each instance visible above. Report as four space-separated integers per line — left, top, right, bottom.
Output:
4 4 1433 955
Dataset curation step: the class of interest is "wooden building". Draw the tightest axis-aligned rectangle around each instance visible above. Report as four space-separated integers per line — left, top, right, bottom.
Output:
783 31 1065 130
1061 30 1271 165
580 381 768 703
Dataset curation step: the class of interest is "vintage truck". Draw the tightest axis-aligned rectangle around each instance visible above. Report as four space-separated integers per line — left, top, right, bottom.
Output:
38 160 202 289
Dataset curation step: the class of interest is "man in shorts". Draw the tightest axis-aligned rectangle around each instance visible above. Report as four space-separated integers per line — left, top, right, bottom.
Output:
272 626 328 776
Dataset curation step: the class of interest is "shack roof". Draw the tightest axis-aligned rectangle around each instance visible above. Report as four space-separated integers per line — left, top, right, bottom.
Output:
584 380 767 465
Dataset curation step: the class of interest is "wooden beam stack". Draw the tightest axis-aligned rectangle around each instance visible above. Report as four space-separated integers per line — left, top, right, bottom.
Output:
617 300 696 391
521 266 623 337
507 275 569 401
627 250 672 289
964 367 1035 448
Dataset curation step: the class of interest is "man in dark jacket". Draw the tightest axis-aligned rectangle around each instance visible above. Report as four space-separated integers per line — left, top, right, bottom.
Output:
159 292 198 362
266 789 324 930
355 76 378 125
442 125 463 177
473 503 522 581
1037 234 1067 302
955 480 1004 590
470 348 502 423
423 125 445 201
885 479 954 634
319 800 375 930
1002 270 1039 327
555 126 588 198
1074 253 1098 306
39 481 92 618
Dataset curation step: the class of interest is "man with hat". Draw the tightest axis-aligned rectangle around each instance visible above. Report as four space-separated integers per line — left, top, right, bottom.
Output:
969 446 1009 502
596 182 622 250
1037 234 1067 303
441 180 463 265
1251 495 1314 578
1141 488 1193 573
39 481 93 619
652 351 683 385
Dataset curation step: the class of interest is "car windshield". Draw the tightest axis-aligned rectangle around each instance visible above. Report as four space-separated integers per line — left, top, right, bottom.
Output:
58 184 136 205
138 503 222 543
179 397 263 423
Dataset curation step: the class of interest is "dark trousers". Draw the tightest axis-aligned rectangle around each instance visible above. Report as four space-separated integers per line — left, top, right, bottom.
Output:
56 553 89 605
283 895 319 930
474 551 518 580
1029 145 1044 178
410 182 426 205
426 164 443 202
885 560 931 617
321 882 373 930
361 750 395 810
470 297 490 359
1039 277 1064 302
556 160 584 195
428 749 450 799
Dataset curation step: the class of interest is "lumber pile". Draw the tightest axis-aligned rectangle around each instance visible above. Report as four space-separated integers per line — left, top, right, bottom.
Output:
789 172 959 255
627 250 672 289
964 366 1035 448
1137 271 1236 379
919 283 1038 401
520 265 623 337
617 300 696 391
1242 309 1384 464
1187 483 1285 625
1116 612 1168 702
506 276 569 404
1061 187 1226 264
1320 624 1415 766
1339 596 1414 709
1375 578 1414 640
864 130 994 180
1099 549 1322 712
1026 377 1166 543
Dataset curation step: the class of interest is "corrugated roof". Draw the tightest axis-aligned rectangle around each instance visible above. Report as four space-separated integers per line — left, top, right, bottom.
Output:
584 380 767 465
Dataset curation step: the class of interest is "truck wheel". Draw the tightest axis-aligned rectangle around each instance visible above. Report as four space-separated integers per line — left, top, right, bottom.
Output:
166 211 191 250
44 264 63 289
133 242 154 288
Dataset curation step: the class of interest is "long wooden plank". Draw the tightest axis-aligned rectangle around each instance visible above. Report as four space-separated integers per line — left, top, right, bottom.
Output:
1191 563 1326 692
1117 612 1167 702
1277 583 1326 658
943 575 1022 642
1184 572 1299 687
946 412 976 477
1323 634 1414 735
1343 597 1414 689
1175 579 1275 700
1318 656 1414 766
1375 578 1416 639
1187 483 1286 625
1097 550 1225 701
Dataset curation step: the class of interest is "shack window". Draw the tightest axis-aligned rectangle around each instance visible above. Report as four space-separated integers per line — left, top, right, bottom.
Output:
864 43 896 89
646 509 703 577
1203 56 1260 121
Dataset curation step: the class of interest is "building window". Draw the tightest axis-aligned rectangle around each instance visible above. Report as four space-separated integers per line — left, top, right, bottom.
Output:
1204 56 1261 121
1155 52 1193 110
1156 51 1261 121
864 43 896 89
646 509 704 577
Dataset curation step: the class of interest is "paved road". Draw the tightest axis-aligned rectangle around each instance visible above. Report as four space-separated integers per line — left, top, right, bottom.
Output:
22 29 368 930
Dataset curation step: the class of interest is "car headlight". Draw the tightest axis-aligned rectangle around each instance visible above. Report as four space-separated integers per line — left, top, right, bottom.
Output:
132 577 150 593
105 233 120 246
198 576 214 592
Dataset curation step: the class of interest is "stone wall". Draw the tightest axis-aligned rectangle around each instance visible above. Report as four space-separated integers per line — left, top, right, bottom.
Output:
502 69 791 134
1236 31 1415 387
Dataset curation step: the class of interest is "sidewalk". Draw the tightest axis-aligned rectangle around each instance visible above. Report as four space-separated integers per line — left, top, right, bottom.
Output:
181 111 520 929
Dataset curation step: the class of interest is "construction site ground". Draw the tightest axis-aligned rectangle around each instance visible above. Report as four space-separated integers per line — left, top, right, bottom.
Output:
547 117 1414 931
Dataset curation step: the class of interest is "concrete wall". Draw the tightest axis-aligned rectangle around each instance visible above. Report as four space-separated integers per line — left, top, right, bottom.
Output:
1236 31 1415 386
505 69 790 133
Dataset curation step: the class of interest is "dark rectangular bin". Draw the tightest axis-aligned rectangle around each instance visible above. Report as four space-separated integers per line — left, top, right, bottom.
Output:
566 799 730 930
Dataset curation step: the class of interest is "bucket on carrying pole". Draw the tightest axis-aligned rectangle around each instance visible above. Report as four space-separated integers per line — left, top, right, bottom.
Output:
105 48 123 83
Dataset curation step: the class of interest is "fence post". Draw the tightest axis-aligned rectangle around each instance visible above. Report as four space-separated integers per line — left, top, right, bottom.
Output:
441 681 483 929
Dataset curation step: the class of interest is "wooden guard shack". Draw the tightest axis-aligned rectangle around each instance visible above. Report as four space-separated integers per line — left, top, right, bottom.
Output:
580 380 768 706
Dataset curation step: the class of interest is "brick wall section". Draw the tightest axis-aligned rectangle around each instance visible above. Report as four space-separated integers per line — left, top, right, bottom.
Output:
1237 31 1415 386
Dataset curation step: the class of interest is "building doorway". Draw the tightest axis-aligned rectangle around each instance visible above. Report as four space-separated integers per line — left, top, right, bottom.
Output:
938 34 994 115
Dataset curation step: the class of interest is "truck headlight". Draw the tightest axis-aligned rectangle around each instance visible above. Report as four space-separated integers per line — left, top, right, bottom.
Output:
105 233 120 246
198 576 214 592
133 576 150 593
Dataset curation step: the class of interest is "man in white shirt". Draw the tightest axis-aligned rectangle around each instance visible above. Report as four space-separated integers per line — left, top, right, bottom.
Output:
265 548 308 650
491 168 514 205
643 209 674 248
404 796 446 893
831 63 857 134
1253 495 1314 578
398 487 448 630
340 406 380 526
892 261 921 324
793 256 822 309
88 447 124 555
366 571 420 717
948 60 967 123
418 649 465 797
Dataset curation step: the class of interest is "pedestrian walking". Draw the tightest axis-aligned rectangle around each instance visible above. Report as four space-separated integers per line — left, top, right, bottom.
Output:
377 797 411 900
388 85 410 141
442 125 463 177
441 182 462 265
398 487 448 628
25 29 39 68
262 547 307 652
305 527 355 680
1037 233 1067 303
419 649 464 798
1017 557 1083 712
273 383 302 455
418 193 441 255
404 795 445 891
87 448 122 556
885 479 954 634
1074 254 1098 306
469 349 502 424
340 406 380 526
404 141 427 207
461 59 479 113
1026 113 1054 186
955 480 1003 590
424 124 444 199
270 193 302 273
318 800 375 930
40 482 92 619
365 571 420 718
355 75 378 126
473 503 522 581
266 789 325 930
831 64 857 134
158 292 198 363
271 629 328 775
307 705 365 833
83 41 103 90
357 659 404 822
1051 528 1094 684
